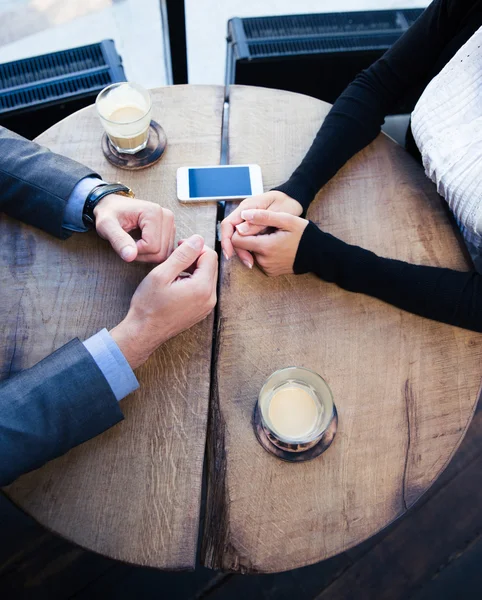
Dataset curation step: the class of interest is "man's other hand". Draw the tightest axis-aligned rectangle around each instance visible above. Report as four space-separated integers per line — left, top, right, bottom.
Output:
110 235 218 369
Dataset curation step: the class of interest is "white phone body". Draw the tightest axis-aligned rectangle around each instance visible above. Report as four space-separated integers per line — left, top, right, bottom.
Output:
176 164 263 202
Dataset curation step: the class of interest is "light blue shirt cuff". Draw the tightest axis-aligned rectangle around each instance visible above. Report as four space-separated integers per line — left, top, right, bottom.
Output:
83 328 139 402
63 177 105 232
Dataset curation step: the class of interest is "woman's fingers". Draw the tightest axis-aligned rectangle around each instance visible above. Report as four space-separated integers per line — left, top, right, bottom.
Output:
233 247 254 269
240 209 298 230
235 222 267 236
232 231 277 254
220 218 237 259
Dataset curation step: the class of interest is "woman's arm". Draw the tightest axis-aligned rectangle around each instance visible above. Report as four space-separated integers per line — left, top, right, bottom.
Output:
295 222 482 332
274 0 472 212
232 210 482 332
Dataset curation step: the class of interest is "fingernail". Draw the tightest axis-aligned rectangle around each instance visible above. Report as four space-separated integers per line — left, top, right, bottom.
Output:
241 210 255 221
120 246 136 261
236 223 249 234
223 250 229 261
186 234 204 251
243 260 253 269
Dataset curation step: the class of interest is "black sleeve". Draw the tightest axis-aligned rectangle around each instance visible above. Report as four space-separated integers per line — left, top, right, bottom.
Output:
274 0 471 212
294 222 482 332
0 126 99 239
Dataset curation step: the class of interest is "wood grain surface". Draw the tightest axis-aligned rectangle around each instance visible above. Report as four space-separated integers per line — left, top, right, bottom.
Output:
201 85 482 573
3 84 482 576
0 85 222 569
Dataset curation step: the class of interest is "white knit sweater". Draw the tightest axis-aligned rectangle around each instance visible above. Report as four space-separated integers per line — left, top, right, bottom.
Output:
411 26 482 246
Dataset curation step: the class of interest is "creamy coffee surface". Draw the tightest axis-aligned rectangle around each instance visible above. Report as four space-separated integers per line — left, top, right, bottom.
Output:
108 106 146 123
268 386 318 439
106 106 149 149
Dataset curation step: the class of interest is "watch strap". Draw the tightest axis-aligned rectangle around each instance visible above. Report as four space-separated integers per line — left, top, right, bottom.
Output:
82 183 134 227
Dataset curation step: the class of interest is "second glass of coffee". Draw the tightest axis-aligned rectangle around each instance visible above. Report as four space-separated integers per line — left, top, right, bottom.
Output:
96 82 152 154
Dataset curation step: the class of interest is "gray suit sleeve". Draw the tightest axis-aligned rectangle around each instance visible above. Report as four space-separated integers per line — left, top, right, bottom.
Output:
0 126 100 239
0 338 124 487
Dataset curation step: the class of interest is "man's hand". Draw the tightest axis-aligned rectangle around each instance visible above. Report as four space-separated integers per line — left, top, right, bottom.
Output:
94 195 176 263
220 191 302 268
231 210 309 277
110 234 218 369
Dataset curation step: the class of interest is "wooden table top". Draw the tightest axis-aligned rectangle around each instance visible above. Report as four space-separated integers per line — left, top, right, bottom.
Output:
1 85 221 570
2 85 482 574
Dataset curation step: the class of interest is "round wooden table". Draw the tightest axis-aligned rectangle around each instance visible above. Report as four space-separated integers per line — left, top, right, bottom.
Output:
1 85 481 574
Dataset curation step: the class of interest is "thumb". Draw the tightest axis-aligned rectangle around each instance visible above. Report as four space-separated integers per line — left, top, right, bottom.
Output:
161 234 204 281
96 218 138 262
235 222 266 237
240 209 298 230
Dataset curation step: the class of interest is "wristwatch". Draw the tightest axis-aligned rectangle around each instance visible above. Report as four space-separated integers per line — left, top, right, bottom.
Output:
82 182 135 227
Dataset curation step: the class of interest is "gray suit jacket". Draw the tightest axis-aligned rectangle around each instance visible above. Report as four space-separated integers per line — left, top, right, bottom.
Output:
0 127 124 487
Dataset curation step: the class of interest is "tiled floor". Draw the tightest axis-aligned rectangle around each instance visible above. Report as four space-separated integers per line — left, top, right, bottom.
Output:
0 0 431 89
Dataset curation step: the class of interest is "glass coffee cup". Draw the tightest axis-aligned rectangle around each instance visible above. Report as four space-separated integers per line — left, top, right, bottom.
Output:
96 82 152 154
255 366 337 458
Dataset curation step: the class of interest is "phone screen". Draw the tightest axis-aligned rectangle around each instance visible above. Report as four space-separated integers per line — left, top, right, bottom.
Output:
188 166 252 198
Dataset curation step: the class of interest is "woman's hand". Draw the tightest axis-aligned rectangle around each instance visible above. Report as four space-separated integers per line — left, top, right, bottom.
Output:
220 191 302 268
94 195 176 264
231 209 309 277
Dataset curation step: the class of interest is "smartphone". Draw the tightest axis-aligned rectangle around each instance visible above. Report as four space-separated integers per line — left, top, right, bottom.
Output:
176 164 263 202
